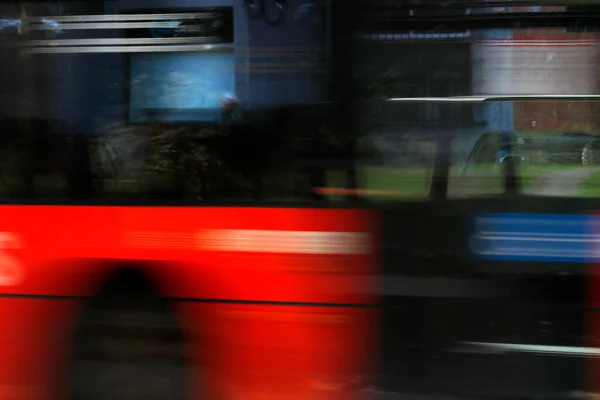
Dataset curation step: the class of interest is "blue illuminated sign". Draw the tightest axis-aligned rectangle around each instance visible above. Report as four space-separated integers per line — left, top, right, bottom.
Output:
469 213 597 262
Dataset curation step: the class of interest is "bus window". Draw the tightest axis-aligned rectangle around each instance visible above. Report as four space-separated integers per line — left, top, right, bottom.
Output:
350 14 600 200
0 3 360 204
0 5 377 400
94 103 357 202
519 128 600 197
350 38 468 201
362 95 600 199
450 99 600 199
0 96 358 203
349 129 436 201
448 130 505 198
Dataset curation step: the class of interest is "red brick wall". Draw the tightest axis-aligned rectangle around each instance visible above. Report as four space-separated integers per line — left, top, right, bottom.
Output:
513 101 600 133
512 28 600 40
510 28 600 133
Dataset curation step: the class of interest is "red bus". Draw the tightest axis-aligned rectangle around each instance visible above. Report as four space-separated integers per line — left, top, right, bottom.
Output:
0 3 378 399
5 2 600 400
0 205 376 400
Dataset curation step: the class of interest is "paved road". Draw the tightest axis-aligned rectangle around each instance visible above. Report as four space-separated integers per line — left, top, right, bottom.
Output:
524 167 600 197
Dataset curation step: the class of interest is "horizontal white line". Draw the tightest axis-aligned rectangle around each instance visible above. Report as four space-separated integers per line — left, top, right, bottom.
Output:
477 39 597 43
475 235 597 242
28 13 220 23
481 246 586 254
22 43 233 54
474 248 585 257
472 249 586 257
388 95 600 102
30 21 185 30
197 230 371 255
388 96 485 102
479 43 594 47
26 37 222 46
479 232 594 238
460 342 600 356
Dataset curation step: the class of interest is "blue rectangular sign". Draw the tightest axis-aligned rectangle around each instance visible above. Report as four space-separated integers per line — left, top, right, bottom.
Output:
469 213 597 262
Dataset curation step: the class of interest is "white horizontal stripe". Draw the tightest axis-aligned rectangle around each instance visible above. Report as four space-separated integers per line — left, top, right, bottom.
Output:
479 232 595 238
460 342 600 356
478 39 597 43
26 37 222 46
389 96 486 102
22 43 233 54
474 248 585 257
480 43 594 47
197 230 372 255
476 235 598 242
388 95 600 102
28 13 220 23
30 21 188 30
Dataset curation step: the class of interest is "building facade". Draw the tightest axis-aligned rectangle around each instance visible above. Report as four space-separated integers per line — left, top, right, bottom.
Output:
1 0 331 133
472 4 600 134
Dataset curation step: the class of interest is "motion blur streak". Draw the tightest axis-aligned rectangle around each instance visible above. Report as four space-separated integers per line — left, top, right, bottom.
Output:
0 206 377 400
457 342 600 356
469 213 593 262
22 43 231 54
388 95 600 102
198 229 371 254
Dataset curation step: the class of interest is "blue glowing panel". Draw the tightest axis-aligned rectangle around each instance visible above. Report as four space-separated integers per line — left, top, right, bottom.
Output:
468 213 594 262
129 50 235 122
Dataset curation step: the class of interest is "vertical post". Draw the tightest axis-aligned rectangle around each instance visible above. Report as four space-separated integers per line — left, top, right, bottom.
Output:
500 132 521 195
429 130 453 199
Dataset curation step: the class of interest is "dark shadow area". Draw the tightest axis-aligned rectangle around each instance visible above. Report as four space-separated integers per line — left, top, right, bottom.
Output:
68 266 188 400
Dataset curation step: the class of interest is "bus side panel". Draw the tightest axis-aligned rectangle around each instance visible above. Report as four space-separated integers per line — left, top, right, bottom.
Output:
0 206 378 400
177 303 376 400
0 298 80 400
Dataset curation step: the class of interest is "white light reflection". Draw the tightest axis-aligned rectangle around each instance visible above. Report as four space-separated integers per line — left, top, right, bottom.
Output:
457 342 600 357
22 43 232 54
388 95 600 102
0 17 62 35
